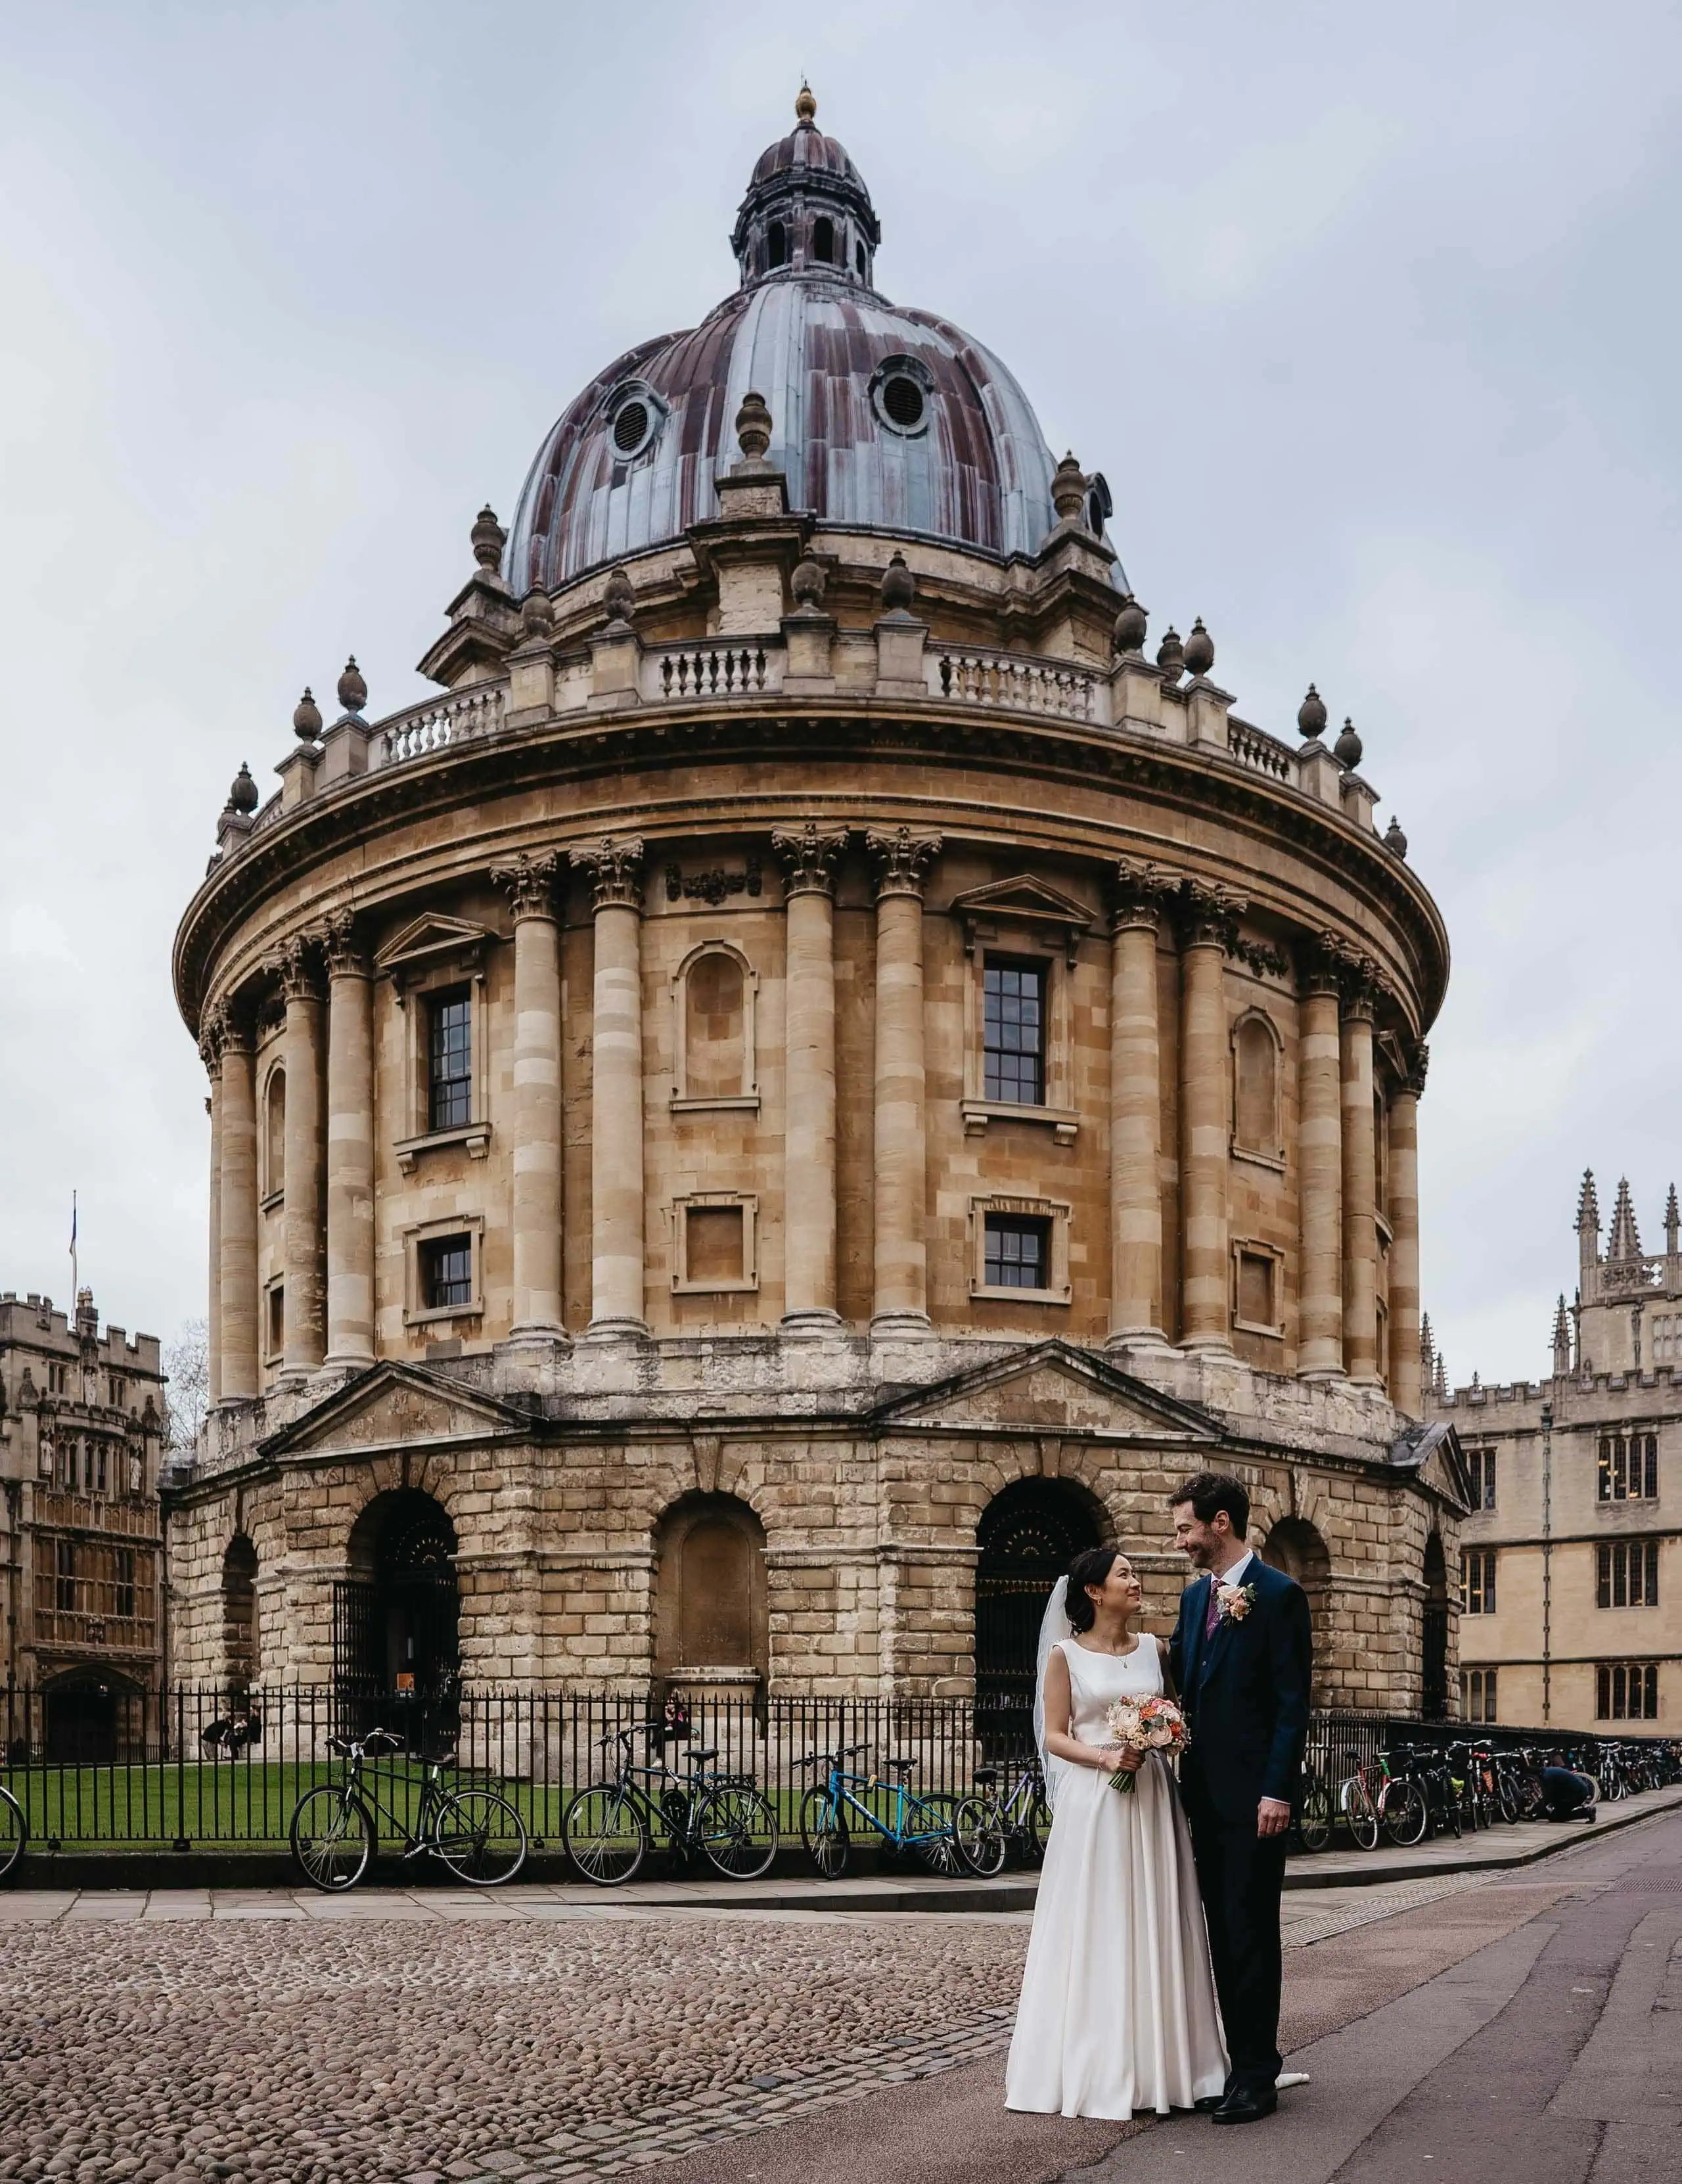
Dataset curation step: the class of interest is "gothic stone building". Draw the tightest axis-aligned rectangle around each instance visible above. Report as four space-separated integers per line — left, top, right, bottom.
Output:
165 94 1465 1718
1430 1171 1681 1733
0 1289 167 1744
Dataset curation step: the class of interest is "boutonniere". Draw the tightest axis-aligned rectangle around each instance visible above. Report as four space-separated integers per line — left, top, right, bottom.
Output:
1214 1581 1256 1624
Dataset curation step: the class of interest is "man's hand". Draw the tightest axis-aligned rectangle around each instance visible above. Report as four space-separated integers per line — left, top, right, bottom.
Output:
1257 1796 1291 1838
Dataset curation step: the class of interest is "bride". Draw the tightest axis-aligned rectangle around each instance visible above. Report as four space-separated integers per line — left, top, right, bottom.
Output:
1005 1544 1228 2120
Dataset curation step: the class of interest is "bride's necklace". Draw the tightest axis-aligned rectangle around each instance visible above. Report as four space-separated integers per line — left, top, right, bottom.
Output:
1073 1629 1141 1659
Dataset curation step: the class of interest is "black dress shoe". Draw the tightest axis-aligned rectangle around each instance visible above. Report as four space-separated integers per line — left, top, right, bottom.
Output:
1193 2095 1228 2112
1212 2087 1278 2125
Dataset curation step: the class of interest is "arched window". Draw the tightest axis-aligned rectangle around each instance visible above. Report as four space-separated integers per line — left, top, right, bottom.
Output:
339 1488 459 1699
1232 1012 1281 1159
223 1534 258 1689
1259 1516 1329 1696
1422 1532 1449 1721
671 943 758 1108
855 237 867 278
654 1494 767 1680
263 1066 286 1198
767 221 787 269
975 1478 1103 1749
812 215 835 264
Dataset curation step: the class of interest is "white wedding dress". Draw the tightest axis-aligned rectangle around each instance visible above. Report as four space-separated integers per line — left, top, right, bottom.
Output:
1005 1631 1229 2119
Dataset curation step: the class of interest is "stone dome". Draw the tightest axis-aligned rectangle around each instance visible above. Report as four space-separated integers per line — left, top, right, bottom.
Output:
507 91 1116 593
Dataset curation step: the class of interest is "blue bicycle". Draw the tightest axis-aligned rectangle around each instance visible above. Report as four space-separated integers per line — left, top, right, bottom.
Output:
796 1742 989 1879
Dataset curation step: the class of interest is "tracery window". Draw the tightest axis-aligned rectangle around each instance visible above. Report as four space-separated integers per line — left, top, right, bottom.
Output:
1461 1547 1497 1614
1597 1539 1660 1608
1598 1433 1658 1501
1597 1661 1658 1719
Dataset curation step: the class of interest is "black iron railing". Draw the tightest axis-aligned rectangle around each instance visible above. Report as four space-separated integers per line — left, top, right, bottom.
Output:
1 1683 1673 1854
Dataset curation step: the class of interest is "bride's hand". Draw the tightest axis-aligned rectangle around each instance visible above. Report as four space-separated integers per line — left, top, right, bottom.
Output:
1101 1745 1144 1773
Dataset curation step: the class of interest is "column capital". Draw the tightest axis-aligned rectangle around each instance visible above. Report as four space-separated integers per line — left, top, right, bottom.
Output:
1110 857 1179 932
1175 878 1247 950
323 906 371 980
490 848 562 921
273 931 325 1004
866 825 942 900
1398 1037 1429 1098
1340 952 1380 1022
571 833 645 911
210 998 254 1056
772 821 849 899
198 1006 226 1078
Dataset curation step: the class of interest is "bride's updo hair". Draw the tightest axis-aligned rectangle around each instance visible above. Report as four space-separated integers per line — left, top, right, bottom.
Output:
1065 1545 1122 1633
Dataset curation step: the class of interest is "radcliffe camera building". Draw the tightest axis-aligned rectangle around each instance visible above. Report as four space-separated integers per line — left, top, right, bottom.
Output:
1432 1172 1681 1733
166 94 1465 1719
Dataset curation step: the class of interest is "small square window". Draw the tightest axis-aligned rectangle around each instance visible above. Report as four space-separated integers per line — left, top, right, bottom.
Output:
984 1214 1050 1290
685 1205 745 1287
983 961 1046 1106
1236 1250 1277 1331
420 1235 474 1311
428 988 473 1133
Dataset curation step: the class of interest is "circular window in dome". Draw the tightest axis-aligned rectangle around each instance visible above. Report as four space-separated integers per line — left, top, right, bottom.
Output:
870 357 934 438
605 383 663 463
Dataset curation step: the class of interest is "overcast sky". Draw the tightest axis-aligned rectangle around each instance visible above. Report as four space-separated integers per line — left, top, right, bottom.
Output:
3 1 1678 1387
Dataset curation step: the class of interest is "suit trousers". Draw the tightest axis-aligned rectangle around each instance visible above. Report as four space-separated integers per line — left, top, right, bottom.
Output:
1185 1796 1287 2091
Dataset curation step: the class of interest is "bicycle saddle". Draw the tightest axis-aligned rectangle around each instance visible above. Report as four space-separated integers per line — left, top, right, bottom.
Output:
687 1746 720 1764
971 1766 999 1785
884 1757 917 1777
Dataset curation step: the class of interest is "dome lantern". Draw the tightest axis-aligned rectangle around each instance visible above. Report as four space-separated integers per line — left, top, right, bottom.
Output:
729 85 882 291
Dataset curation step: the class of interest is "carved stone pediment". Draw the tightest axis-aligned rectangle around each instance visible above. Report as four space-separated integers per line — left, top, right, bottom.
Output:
260 1364 528 1460
949 875 1093 964
873 1341 1221 1441
1392 1419 1472 1513
374 912 500 989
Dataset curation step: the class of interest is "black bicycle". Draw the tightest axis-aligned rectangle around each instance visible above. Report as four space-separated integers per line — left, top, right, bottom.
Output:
951 1759 1051 1877
563 1724 779 1885
0 1781 25 1884
289 1727 528 1892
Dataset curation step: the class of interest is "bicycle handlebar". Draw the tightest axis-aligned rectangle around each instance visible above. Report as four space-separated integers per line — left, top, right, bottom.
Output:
793 1743 869 1770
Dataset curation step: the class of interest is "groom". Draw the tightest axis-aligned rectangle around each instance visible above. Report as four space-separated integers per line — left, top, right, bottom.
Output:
1169 1471 1312 2126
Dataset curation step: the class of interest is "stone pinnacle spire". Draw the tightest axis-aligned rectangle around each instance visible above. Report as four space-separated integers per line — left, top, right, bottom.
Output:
1608 1176 1643 1264
1666 1183 1679 1256
1576 1168 1601 1233
1551 1294 1572 1376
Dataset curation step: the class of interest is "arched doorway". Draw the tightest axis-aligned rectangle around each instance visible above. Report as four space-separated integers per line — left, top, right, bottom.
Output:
1422 1531 1449 1720
336 1490 459 1698
1260 1516 1330 1698
222 1535 258 1693
41 1672 142 1765
653 1495 768 1687
975 1478 1102 1750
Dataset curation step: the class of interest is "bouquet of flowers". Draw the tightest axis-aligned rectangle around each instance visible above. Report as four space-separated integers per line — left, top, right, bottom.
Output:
1102 1693 1190 1794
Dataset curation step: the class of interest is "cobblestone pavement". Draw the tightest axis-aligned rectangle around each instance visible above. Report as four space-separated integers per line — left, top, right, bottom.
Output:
0 1842 1648 2184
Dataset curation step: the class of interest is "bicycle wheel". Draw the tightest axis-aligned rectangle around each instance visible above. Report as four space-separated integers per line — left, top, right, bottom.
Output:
951 1794 1007 1878
911 1794 965 1875
564 1783 648 1886
0 1786 26 1885
290 1786 375 1892
1436 1781 1462 1838
1019 1783 1052 1866
1296 1781 1332 1854
695 1785 778 1881
1380 1779 1428 1848
799 1786 850 1879
435 1788 528 1886
1342 1776 1379 1851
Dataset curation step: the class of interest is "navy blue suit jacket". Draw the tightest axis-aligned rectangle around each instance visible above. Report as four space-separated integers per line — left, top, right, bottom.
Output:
1168 1558 1312 1827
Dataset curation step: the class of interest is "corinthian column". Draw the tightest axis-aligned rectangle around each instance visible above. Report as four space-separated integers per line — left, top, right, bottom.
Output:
323 911 375 1369
1340 960 1380 1386
491 852 566 1341
279 934 327 1377
1108 859 1175 1346
201 1021 224 1405
217 1009 260 1401
572 836 647 1338
1388 1041 1427 1412
1298 940 1346 1378
1177 882 1242 1351
866 826 942 1333
773 822 848 1331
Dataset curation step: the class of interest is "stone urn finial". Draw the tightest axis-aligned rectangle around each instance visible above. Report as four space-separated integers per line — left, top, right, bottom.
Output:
602 566 635 629
521 586 555 641
791 555 827 612
292 687 323 742
880 551 916 614
336 657 367 716
1112 595 1148 656
1156 626 1185 679
1051 451 1088 524
1334 716 1364 769
471 504 506 572
735 390 773 462
1183 616 1215 678
226 761 259 815
1298 683 1328 740
1384 814 1409 858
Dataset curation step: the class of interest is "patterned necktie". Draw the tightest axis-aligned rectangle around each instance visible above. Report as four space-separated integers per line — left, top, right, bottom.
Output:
1204 1577 1221 1637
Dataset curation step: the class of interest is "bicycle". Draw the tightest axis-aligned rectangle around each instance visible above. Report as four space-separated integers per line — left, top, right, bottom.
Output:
951 1758 1050 1877
563 1725 779 1886
796 1744 988 1880
289 1727 528 1892
0 1780 26 1885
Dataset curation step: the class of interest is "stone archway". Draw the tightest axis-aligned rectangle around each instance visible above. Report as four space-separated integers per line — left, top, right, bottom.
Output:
221 1534 259 1693
974 1477 1103 1749
1422 1530 1449 1720
653 1494 768 1689
1260 1514 1331 1698
337 1489 459 1699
